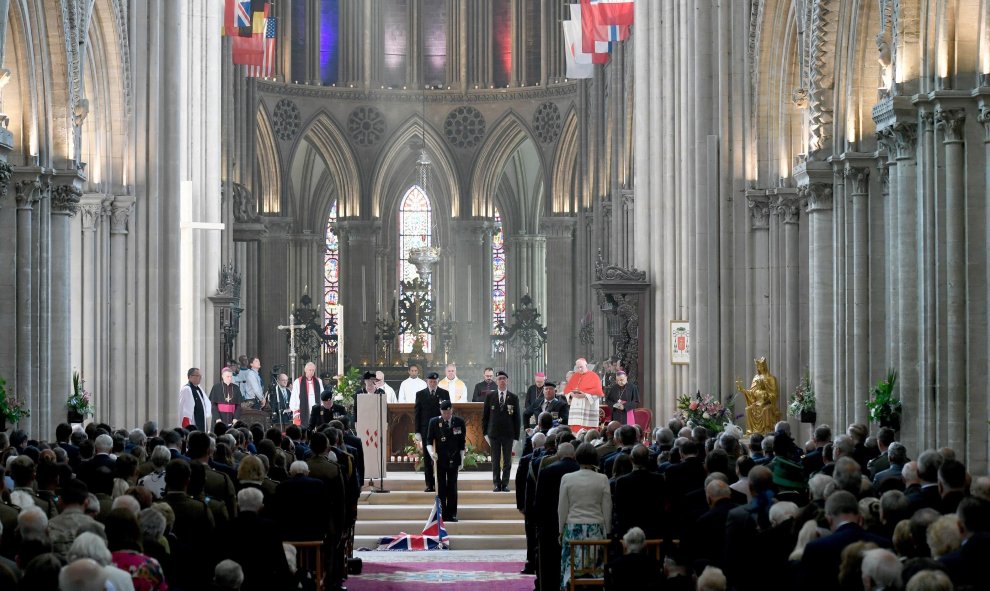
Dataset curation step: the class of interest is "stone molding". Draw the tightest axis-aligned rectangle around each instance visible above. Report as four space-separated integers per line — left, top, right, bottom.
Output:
802 183 833 213
110 196 134 234
978 103 990 143
745 191 771 230
14 177 42 210
770 191 801 225
257 81 580 104
539 216 577 239
844 164 870 196
79 195 104 231
890 121 918 160
51 184 82 217
935 107 966 144
0 160 12 199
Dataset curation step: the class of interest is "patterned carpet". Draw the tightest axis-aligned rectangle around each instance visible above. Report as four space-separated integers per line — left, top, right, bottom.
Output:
347 550 534 590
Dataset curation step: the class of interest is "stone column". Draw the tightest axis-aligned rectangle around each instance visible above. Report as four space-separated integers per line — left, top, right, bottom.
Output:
79 197 104 405
49 181 82 438
805 183 834 426
109 197 134 426
892 121 920 451
12 174 40 432
936 107 966 454
745 192 770 359
541 217 576 378
846 164 871 423
771 192 801 407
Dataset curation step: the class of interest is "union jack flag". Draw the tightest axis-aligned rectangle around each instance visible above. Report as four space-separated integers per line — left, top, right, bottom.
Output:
376 497 449 551
422 496 450 545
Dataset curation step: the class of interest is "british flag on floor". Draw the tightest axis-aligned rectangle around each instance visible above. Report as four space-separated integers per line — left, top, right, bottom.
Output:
376 497 450 551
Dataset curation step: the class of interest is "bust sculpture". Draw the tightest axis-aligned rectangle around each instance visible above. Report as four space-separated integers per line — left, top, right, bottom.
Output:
735 357 780 435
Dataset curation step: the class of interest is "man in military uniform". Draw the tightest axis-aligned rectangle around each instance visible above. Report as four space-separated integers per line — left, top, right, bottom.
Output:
426 400 467 522
309 390 336 431
415 372 451 492
482 370 521 492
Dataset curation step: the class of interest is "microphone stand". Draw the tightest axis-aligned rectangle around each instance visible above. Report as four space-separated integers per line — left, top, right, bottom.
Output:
371 388 390 493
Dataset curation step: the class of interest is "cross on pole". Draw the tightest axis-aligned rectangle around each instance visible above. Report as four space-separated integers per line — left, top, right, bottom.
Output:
277 319 307 380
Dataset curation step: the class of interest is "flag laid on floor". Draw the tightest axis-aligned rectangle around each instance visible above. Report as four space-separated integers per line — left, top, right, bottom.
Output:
376 496 450 550
245 16 277 78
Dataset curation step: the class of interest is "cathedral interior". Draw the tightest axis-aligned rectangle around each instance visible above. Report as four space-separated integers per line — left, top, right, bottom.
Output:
1 0 989 472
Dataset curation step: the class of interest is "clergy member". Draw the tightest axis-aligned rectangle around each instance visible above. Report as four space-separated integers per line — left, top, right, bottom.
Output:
562 358 604 432
375 371 398 403
179 367 210 430
604 371 640 425
290 362 321 427
209 367 242 425
398 364 427 403
439 364 468 403
472 367 498 402
524 372 547 412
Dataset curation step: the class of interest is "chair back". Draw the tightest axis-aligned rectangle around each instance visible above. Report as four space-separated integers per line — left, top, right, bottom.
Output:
287 540 324 591
569 539 610 590
632 408 653 436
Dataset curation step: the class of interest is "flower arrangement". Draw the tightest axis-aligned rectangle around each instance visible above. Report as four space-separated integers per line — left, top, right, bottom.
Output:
461 443 488 470
67 371 94 418
0 375 30 425
788 374 816 420
866 368 900 427
402 432 424 471
675 391 736 434
331 366 363 410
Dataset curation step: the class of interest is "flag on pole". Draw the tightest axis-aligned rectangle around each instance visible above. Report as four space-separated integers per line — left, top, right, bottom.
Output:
563 19 595 79
422 496 450 546
236 0 254 37
245 16 277 78
375 495 450 550
232 2 269 67
572 4 610 62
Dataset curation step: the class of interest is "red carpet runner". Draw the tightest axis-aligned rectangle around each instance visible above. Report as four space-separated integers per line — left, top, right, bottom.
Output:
347 560 534 591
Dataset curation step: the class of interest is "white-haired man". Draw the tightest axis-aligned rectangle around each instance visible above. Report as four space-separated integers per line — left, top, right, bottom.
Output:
290 362 321 426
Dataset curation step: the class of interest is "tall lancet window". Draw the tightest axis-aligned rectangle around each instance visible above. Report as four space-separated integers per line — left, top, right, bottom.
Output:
492 211 507 334
398 186 433 353
324 201 340 342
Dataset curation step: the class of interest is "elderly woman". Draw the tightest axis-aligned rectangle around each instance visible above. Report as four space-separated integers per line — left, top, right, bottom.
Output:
137 446 172 500
558 442 611 589
68 531 137 591
105 508 167 591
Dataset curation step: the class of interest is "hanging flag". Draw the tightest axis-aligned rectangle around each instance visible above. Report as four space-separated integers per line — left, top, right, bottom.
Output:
236 0 254 37
246 16 278 78
233 2 269 66
571 4 610 64
562 19 595 79
223 0 237 36
587 0 635 26
579 0 630 47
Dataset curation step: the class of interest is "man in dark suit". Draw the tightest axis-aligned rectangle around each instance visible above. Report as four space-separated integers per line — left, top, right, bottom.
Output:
613 444 666 539
938 458 968 515
163 459 216 587
333 418 365 486
686 480 737 567
187 431 237 520
909 450 943 513
515 433 544 575
872 442 908 493
274 461 332 543
482 370 520 492
426 400 467 522
939 497 990 589
471 367 498 402
723 466 775 591
535 443 579 591
602 425 638 477
663 440 706 504
415 372 450 492
523 372 547 416
800 490 891 591
524 381 569 428
595 421 621 461
305 432 347 543
77 433 116 493
308 390 337 431
802 424 832 478
223 488 292 591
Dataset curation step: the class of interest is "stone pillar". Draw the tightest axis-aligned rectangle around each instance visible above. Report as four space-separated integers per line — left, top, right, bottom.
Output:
49 181 82 438
541 217 576 378
12 174 40 432
805 183 834 427
109 197 134 426
778 195 801 429
79 196 103 408
831 166 848 425
936 107 966 454
892 121 920 451
745 192 770 359
846 164 871 424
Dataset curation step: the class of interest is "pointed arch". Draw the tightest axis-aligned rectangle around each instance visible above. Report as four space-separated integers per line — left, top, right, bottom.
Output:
256 103 282 214
289 110 361 230
470 111 545 234
550 107 579 214
371 115 460 241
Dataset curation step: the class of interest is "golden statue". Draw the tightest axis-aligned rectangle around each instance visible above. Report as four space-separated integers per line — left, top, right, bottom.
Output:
735 357 780 435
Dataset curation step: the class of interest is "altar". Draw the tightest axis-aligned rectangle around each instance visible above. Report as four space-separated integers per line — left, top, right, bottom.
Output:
386 402 488 459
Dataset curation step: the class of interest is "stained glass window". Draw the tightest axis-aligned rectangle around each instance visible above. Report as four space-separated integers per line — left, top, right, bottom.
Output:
492 211 506 334
398 186 433 353
324 201 339 348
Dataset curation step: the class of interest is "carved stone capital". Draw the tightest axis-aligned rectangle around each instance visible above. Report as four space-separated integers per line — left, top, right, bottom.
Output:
978 103 990 142
620 190 634 211
0 160 12 199
51 184 82 217
890 121 918 160
935 107 966 144
14 177 42 209
745 192 770 230
844 164 870 196
110 197 134 234
802 183 833 213
539 216 577 239
80 203 104 231
770 194 801 225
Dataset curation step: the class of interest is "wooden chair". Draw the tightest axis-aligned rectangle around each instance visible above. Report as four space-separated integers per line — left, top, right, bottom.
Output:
568 538 610 590
287 540 324 591
643 538 679 562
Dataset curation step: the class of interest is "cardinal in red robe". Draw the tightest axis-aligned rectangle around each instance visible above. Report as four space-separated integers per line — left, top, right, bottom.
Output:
563 358 604 431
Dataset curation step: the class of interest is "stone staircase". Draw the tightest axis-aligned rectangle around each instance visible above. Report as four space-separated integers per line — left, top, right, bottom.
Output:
354 470 527 550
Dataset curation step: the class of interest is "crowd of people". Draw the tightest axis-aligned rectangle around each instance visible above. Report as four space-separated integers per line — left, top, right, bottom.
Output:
0 410 363 591
517 417 989 591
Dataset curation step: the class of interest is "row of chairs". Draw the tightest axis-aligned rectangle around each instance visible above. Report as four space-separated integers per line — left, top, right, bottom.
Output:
568 538 676 591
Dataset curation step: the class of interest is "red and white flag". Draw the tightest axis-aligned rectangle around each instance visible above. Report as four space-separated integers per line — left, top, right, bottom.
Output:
587 0 635 26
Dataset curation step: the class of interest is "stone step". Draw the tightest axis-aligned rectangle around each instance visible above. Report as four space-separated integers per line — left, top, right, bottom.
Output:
356 504 523 521
362 490 515 505
354 534 528 551
355 519 525 536
370 475 503 491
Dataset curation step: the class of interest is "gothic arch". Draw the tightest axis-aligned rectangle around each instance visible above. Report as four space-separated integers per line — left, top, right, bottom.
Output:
469 111 546 234
5 0 46 162
550 107 579 214
289 110 361 230
255 103 282 214
371 115 460 246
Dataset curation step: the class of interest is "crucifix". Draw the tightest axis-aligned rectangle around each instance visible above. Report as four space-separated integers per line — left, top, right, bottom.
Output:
277 311 307 381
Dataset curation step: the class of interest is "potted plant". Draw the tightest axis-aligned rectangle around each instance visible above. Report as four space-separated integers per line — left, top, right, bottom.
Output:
461 444 488 470
402 432 424 471
0 375 30 430
331 366 363 414
866 368 901 430
67 371 94 423
788 374 817 424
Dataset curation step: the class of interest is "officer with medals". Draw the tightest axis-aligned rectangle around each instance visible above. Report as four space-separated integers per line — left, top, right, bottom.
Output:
426 400 467 522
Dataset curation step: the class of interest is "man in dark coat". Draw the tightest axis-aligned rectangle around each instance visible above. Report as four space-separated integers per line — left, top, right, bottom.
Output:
308 390 337 431
523 372 547 416
939 497 990 589
800 491 891 591
471 367 498 402
535 443 580 591
426 400 467 522
415 372 450 492
482 370 520 492
613 445 667 540
524 381 569 428
603 371 640 425
223 487 292 591
686 480 737 567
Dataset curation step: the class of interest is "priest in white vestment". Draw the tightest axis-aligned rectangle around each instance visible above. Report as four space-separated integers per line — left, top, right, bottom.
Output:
438 364 468 403
375 371 398 403
398 364 427 403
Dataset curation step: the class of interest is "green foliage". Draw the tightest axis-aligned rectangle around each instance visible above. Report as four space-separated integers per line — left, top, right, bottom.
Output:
402 432 424 471
461 443 488 470
788 374 816 418
332 366 363 409
866 368 901 424
67 371 94 416
0 375 30 423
